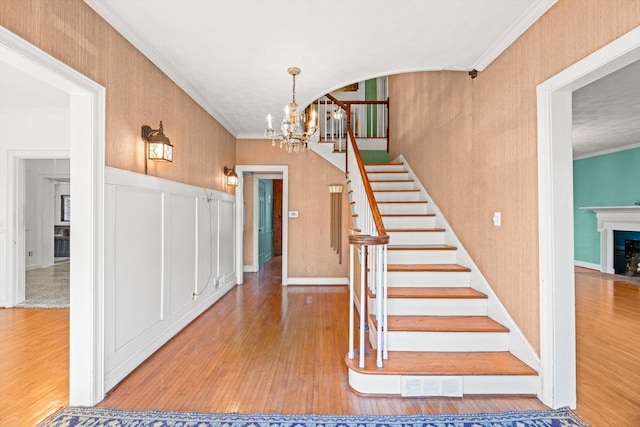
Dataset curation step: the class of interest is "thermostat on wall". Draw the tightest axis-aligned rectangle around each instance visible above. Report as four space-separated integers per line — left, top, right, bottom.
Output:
288 211 299 218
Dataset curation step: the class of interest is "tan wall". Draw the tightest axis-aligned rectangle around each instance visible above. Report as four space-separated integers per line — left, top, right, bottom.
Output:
0 0 235 192
237 140 350 278
243 176 254 266
389 0 640 352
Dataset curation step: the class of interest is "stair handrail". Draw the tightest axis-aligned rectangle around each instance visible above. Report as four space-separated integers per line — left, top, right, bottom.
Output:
346 127 389 369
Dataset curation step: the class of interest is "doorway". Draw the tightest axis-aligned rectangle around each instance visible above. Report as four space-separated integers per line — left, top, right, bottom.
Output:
18 158 71 308
537 25 640 408
0 27 105 405
235 166 289 285
258 178 283 267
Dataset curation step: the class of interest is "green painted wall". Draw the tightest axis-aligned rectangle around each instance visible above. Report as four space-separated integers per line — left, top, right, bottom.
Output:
365 79 377 137
573 147 640 264
360 150 388 164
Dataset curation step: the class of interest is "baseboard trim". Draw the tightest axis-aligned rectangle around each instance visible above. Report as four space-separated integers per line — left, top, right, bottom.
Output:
243 265 258 273
287 277 348 285
574 260 600 271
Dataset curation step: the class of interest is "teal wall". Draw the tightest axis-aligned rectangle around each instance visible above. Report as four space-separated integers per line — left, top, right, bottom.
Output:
573 147 640 264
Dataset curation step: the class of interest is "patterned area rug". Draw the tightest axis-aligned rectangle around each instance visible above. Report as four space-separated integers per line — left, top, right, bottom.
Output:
39 407 590 426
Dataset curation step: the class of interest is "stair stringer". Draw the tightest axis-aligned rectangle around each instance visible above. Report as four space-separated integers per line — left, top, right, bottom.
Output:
394 154 541 374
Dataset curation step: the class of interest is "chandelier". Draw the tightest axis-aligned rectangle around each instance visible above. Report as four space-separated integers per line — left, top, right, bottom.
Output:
265 67 318 153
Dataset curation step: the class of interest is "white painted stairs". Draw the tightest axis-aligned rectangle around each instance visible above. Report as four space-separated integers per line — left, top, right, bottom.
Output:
346 161 539 397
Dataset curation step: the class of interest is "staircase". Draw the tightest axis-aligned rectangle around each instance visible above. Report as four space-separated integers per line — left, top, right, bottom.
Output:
345 160 540 397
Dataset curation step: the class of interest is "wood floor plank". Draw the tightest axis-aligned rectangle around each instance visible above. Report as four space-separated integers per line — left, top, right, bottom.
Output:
4 261 640 425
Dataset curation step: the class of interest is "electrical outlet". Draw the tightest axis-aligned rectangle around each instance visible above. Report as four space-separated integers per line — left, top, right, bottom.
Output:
492 212 502 227
307 265 312 273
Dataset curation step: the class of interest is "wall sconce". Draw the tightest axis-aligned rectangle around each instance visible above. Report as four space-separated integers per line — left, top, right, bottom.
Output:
141 121 173 174
224 166 239 187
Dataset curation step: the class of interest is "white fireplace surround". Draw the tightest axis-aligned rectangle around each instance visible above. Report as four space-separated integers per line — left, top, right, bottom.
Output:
580 206 640 274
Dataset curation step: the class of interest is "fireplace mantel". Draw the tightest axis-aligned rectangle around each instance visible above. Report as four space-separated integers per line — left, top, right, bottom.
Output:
580 206 640 273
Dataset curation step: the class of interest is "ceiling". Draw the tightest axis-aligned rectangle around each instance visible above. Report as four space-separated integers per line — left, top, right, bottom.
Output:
572 59 640 159
84 0 557 138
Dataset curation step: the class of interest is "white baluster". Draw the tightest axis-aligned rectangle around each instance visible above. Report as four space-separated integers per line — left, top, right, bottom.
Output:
359 244 366 369
348 242 355 360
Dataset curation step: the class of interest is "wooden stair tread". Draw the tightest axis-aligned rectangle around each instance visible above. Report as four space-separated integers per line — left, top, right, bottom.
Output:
388 264 470 272
369 179 413 183
377 201 427 204
374 315 509 333
345 351 536 376
382 213 434 217
373 189 420 193
386 228 445 233
385 287 487 299
388 244 456 251
366 171 407 174
365 162 404 166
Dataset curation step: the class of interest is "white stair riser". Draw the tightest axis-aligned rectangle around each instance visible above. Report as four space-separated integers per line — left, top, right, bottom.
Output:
348 370 540 396
382 216 436 229
374 191 421 202
370 181 415 191
387 249 457 264
367 172 410 181
387 271 470 287
377 203 429 215
378 331 509 352
371 297 487 316
388 231 444 245
365 164 405 172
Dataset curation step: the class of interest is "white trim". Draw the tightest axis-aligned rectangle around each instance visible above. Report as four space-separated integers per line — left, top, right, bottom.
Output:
287 277 348 285
235 165 288 286
471 0 558 71
537 24 640 409
0 26 106 405
573 141 640 160
243 265 258 272
574 261 600 271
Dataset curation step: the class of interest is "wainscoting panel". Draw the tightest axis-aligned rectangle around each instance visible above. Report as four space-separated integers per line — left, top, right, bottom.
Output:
169 194 198 315
104 167 236 391
113 186 164 350
220 200 235 280
197 195 219 294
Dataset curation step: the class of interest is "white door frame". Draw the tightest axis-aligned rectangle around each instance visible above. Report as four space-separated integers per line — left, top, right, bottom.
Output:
537 24 640 408
1 26 106 405
235 165 288 285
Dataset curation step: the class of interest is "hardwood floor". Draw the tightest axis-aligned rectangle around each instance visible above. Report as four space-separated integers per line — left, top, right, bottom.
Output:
0 308 69 426
2 261 640 425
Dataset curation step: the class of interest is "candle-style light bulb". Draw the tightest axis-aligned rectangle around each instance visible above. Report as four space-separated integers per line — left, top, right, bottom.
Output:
267 114 273 129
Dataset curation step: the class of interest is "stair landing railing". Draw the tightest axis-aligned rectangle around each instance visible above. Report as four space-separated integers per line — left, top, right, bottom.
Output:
314 94 389 155
345 127 389 369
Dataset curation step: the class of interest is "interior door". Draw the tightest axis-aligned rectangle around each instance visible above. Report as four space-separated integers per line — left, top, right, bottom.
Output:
272 179 283 256
258 179 274 266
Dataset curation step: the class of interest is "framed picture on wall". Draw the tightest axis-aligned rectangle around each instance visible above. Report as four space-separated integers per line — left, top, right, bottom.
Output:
61 194 70 222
